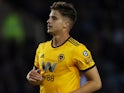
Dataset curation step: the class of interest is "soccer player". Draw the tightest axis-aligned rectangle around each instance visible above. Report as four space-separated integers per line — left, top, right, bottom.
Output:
26 1 102 93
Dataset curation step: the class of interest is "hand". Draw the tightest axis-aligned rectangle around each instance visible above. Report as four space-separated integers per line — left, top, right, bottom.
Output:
26 66 44 85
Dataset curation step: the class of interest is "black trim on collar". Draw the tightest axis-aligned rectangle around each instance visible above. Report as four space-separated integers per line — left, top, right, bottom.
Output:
51 36 71 48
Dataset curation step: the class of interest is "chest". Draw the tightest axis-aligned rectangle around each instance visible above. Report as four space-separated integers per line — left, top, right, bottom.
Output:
40 47 73 63
38 46 74 73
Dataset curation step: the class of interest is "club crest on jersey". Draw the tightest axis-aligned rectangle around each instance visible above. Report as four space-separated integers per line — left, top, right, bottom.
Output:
58 54 65 62
83 50 88 57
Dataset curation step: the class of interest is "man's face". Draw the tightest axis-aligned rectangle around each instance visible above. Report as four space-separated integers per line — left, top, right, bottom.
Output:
47 10 66 34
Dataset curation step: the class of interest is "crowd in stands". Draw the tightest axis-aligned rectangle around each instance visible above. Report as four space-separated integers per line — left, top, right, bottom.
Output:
0 0 124 93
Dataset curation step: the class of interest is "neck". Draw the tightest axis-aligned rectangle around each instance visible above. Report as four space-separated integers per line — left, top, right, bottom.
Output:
52 34 70 47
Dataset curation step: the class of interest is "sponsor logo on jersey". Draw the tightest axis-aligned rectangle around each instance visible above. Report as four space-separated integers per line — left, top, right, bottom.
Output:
83 50 93 64
85 56 92 64
42 62 57 72
41 62 57 81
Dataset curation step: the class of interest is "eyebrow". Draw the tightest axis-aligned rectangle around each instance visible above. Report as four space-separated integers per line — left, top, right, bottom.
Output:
49 15 58 19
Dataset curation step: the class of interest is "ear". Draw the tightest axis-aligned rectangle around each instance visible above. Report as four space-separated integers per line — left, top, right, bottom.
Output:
63 21 70 28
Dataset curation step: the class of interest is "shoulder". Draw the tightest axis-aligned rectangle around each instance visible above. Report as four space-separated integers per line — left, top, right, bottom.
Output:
37 40 51 49
68 37 91 55
68 37 81 46
68 37 87 49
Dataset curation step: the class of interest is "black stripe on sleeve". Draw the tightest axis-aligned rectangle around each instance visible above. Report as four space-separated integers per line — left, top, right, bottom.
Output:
34 66 39 70
80 64 96 72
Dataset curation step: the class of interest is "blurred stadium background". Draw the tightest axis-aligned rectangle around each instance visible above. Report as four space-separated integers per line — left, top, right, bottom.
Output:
0 0 124 93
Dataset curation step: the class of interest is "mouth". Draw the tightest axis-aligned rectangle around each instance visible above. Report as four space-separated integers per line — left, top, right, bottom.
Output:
47 25 52 29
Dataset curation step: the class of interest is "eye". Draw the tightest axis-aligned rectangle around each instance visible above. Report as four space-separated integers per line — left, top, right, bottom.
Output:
52 16 57 20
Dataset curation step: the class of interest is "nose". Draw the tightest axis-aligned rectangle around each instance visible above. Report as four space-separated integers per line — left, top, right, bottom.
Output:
47 19 49 23
47 18 50 23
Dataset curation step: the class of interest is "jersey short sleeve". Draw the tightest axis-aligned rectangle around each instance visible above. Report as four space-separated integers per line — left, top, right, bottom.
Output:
72 44 95 71
34 43 44 68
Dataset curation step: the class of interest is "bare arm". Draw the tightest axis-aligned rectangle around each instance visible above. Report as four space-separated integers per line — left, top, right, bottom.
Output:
26 66 44 86
70 66 102 93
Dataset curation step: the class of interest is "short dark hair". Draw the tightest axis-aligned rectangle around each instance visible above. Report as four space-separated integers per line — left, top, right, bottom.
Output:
50 1 77 26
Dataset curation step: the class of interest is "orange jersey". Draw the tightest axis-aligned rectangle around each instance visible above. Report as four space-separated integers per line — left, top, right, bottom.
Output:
34 37 95 93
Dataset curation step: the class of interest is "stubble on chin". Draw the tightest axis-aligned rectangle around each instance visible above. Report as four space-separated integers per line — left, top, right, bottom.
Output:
47 30 53 35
